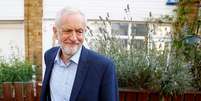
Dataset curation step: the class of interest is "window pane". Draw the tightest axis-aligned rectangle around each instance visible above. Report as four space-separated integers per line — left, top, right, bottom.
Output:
111 22 128 35
131 24 148 36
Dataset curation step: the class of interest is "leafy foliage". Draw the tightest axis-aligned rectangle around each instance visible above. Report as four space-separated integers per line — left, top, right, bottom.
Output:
86 15 194 95
0 58 35 83
160 55 193 95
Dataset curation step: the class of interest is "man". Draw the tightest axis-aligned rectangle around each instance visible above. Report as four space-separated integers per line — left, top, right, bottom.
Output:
40 6 119 101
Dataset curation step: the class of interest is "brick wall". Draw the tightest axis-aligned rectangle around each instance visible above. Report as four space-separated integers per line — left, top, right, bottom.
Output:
24 0 43 80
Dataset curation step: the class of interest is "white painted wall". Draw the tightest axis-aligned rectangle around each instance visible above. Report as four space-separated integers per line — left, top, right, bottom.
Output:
0 22 24 59
0 0 24 20
0 0 175 21
42 20 54 55
44 0 176 21
0 0 24 59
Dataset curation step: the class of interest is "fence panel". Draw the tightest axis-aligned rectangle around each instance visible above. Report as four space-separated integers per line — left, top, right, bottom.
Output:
138 91 149 101
149 92 160 101
3 83 13 101
172 95 184 101
24 83 34 101
0 82 41 101
119 89 201 101
2 85 201 101
195 93 201 101
126 92 137 101
36 82 41 101
119 91 126 101
184 92 195 101
14 83 24 101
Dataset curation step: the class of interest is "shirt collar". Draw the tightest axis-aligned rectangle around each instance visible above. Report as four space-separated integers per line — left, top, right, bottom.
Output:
70 46 82 64
54 46 82 65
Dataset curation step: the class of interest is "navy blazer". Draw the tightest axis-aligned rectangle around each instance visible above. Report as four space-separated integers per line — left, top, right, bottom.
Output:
40 46 119 101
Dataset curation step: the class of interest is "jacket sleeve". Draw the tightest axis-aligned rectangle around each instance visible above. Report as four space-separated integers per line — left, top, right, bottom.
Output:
100 61 119 101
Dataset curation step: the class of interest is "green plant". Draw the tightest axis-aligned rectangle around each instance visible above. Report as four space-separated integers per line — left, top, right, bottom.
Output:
87 17 163 91
173 0 200 40
0 57 35 83
160 55 193 96
171 37 201 90
115 49 161 91
85 3 197 95
0 57 35 96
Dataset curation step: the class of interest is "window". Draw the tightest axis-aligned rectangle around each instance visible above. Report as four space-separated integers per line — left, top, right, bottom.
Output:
87 20 148 49
111 22 128 35
131 23 148 36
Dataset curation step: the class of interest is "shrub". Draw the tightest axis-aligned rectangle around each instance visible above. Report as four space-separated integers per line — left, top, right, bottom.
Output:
86 17 194 95
0 57 35 83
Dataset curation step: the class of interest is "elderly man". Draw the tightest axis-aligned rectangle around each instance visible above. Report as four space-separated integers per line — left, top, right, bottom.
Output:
40 6 119 101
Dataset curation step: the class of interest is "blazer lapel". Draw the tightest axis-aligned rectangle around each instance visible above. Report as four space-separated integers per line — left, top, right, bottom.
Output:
43 47 59 91
41 47 59 101
70 46 89 101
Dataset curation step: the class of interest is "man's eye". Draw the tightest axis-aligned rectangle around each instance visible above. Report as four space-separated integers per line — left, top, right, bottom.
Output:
77 30 84 33
77 31 83 33
62 30 72 33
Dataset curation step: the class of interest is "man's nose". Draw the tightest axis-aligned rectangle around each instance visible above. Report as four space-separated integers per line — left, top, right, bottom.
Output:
69 31 77 41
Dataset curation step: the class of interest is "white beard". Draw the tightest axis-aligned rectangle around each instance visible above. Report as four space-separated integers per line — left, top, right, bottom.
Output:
61 45 80 56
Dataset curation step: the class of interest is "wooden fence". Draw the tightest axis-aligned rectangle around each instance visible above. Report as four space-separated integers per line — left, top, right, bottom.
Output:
1 83 201 101
0 82 41 101
119 89 201 101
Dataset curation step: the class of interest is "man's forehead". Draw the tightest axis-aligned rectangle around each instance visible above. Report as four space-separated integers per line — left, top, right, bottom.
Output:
62 13 84 21
60 24 85 29
60 15 85 24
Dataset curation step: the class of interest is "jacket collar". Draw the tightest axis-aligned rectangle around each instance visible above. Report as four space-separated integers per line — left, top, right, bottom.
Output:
54 46 82 65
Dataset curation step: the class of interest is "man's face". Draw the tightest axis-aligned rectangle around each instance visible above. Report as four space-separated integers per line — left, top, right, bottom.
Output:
55 13 85 56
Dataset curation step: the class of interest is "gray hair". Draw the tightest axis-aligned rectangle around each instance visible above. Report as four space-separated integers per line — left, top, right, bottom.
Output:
55 6 87 27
